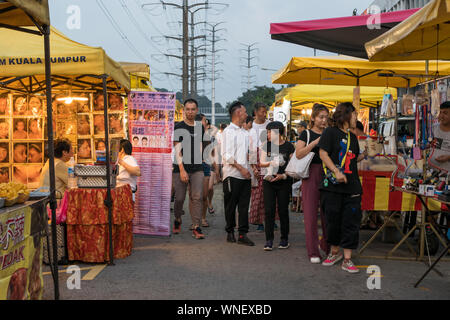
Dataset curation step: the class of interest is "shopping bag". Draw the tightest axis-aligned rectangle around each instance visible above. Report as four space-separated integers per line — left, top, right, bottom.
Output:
47 191 68 224
285 130 315 179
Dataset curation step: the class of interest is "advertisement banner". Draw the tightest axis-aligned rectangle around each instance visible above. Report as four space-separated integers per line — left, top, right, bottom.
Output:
0 204 43 300
128 92 175 236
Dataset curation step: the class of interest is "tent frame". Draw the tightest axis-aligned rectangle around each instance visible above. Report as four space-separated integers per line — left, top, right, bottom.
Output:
0 2 60 300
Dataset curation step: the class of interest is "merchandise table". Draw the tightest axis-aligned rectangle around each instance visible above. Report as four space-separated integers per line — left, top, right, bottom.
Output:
358 185 449 262
0 199 47 300
65 184 134 263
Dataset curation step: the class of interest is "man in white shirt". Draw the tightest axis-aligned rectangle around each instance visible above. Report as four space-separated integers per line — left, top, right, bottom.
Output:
117 139 141 201
430 101 450 173
222 101 254 246
248 103 270 229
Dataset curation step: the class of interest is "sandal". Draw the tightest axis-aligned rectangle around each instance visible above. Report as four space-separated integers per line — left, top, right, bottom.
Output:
202 220 209 227
208 207 215 214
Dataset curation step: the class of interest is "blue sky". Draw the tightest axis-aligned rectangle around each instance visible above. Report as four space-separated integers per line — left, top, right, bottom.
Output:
48 0 373 105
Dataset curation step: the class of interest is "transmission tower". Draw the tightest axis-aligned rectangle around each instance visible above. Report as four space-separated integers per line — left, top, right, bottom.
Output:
142 0 227 102
240 43 259 92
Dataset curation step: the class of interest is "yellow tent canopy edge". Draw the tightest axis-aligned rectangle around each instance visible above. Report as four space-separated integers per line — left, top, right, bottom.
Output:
0 26 130 91
0 0 50 26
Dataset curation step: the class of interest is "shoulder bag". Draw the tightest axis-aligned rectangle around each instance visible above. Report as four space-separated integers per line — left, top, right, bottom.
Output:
285 129 315 179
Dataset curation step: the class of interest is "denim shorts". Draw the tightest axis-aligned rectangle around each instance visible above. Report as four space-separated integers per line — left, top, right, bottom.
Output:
202 162 211 177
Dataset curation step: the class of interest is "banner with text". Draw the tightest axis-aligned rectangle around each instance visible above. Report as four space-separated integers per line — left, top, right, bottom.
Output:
0 205 43 300
128 92 175 236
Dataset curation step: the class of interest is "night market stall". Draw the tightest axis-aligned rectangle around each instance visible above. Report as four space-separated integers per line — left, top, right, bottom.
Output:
364 0 450 275
272 55 450 261
0 25 134 295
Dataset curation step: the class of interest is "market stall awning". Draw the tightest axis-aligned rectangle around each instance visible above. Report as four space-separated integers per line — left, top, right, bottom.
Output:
0 26 130 92
272 55 450 87
270 9 419 59
276 84 397 105
366 0 450 61
119 62 156 91
0 0 50 27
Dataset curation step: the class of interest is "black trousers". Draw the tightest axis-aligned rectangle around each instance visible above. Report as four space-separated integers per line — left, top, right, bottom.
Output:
263 180 291 241
223 177 251 235
321 191 362 250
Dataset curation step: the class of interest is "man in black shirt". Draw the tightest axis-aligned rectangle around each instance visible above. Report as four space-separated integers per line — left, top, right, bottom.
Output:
172 99 205 239
318 102 363 274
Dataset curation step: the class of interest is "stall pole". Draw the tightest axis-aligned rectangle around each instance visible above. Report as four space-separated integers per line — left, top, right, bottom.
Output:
102 75 114 266
43 24 60 300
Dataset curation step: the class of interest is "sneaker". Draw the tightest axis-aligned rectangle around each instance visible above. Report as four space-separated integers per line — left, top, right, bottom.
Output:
264 240 273 251
189 224 195 230
173 220 181 234
237 234 255 246
226 232 236 243
342 259 360 273
322 252 344 266
310 257 321 264
278 240 290 249
256 224 264 232
192 227 205 239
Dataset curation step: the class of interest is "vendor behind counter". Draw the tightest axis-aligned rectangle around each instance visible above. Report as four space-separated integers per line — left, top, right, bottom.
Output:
39 139 73 198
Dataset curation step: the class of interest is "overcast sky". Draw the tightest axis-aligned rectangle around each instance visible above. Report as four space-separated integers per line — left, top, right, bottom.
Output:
48 0 373 106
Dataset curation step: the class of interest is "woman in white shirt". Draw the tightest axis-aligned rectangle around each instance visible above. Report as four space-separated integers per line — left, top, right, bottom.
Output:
116 139 141 201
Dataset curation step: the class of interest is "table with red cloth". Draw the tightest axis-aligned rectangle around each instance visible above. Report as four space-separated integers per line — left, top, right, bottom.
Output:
360 171 444 212
65 184 134 263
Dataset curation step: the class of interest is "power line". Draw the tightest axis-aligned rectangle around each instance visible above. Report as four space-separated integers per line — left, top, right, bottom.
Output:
96 0 147 63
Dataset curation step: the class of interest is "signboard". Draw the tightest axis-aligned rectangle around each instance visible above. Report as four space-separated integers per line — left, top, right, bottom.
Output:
128 92 175 236
0 204 43 300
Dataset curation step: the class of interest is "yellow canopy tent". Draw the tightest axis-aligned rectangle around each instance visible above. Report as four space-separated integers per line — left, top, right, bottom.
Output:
0 26 130 92
272 55 450 87
366 0 450 61
276 84 397 104
0 0 50 27
119 62 156 91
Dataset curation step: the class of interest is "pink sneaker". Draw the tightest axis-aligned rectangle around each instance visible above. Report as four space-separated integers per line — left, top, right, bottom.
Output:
321 252 343 266
341 259 360 273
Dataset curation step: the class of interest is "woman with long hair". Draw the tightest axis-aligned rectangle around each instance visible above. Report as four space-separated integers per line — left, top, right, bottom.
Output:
318 102 363 273
295 104 330 263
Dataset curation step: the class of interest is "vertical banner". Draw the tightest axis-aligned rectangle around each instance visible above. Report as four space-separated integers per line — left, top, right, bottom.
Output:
0 205 44 300
128 92 175 236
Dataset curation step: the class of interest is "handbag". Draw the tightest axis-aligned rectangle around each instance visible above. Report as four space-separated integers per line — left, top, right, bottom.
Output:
285 129 315 179
323 130 350 187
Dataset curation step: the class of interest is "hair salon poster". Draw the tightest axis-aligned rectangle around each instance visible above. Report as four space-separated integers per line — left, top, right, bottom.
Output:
128 92 175 236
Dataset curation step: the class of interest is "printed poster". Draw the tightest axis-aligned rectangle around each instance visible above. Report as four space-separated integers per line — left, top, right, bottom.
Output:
128 92 175 236
0 205 44 300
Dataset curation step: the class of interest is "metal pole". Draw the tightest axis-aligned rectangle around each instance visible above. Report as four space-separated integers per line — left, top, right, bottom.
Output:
102 76 114 265
247 46 250 91
211 25 216 125
182 0 189 102
44 24 60 300
190 11 195 97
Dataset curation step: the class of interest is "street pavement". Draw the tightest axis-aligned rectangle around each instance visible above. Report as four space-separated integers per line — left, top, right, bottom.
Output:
43 184 450 300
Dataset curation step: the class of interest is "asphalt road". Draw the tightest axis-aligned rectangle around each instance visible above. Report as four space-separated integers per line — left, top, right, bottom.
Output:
43 184 450 300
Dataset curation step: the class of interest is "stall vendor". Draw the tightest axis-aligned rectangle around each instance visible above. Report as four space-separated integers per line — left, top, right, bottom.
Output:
39 139 74 198
429 101 450 173
116 139 141 201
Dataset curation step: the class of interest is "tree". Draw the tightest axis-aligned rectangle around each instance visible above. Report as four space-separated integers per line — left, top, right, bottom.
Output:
227 86 282 115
